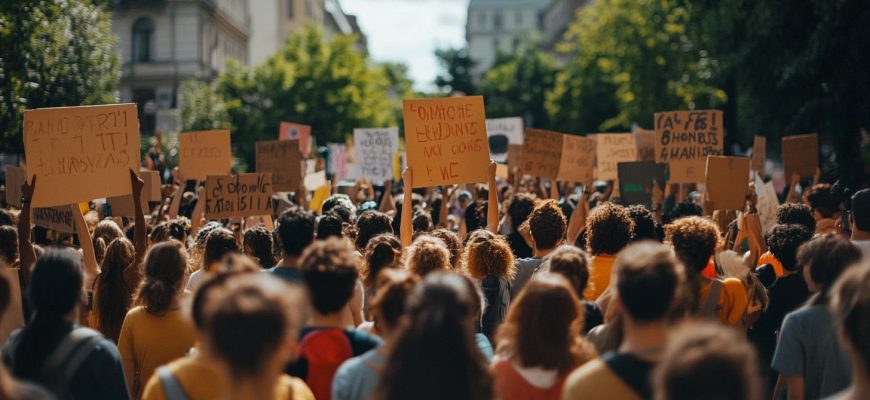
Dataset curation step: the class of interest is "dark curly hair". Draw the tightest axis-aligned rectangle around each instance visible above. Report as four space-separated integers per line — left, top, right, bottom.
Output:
316 213 345 240
508 193 536 234
806 183 843 218
243 226 276 268
429 228 462 270
529 200 566 250
465 200 488 233
204 228 240 269
666 200 704 223
412 210 434 235
776 203 817 232
299 238 359 314
585 203 635 255
765 224 813 272
627 205 660 242
667 216 722 273
355 211 393 252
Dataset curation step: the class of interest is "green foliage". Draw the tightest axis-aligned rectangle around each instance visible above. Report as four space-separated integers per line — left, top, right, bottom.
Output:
216 24 395 169
434 47 477 95
480 42 559 129
179 80 231 131
0 0 119 153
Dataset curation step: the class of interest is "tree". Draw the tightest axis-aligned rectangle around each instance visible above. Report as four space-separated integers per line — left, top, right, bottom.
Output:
179 80 230 132
0 0 119 153
216 24 395 169
434 47 477 95
480 41 559 129
379 61 415 129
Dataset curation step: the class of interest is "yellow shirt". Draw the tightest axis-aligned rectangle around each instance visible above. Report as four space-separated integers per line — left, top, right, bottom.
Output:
699 278 749 326
562 358 643 400
584 255 616 301
119 306 198 399
141 354 314 400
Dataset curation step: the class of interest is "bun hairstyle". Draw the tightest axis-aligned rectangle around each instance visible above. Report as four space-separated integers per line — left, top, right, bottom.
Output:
136 240 188 315
92 220 124 264
362 234 401 288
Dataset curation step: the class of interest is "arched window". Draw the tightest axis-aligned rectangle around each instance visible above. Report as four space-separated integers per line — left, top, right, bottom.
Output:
132 17 154 62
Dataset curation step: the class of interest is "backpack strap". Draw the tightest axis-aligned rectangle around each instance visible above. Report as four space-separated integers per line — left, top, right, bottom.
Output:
44 327 105 397
158 366 192 400
701 279 724 318
603 352 654 399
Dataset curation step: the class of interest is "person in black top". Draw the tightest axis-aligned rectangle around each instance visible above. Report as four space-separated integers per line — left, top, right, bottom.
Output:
505 193 535 259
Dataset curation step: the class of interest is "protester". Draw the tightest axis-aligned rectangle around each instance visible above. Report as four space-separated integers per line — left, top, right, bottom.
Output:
359 233 401 318
92 220 125 265
317 213 345 240
827 264 870 400
185 228 239 291
492 273 595 399
563 241 679 400
505 193 536 259
270 208 316 283
626 205 660 242
119 240 197 399
512 200 565 298
406 235 451 276
849 189 870 256
373 273 494 400
771 234 862 399
463 229 516 340
583 203 634 301
806 183 844 234
242 225 276 269
91 238 137 342
540 245 603 334
2 250 129 399
354 211 393 254
429 228 463 270
0 225 18 267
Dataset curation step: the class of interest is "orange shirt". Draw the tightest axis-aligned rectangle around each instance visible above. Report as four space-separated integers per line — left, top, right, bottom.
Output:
699 278 749 326
492 359 567 400
701 259 716 279
584 255 616 301
757 251 784 277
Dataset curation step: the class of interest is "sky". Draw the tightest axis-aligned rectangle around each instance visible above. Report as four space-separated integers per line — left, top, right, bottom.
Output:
341 0 469 91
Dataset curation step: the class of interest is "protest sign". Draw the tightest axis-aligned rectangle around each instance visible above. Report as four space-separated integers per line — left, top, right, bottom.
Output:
256 139 302 192
105 170 160 216
654 110 724 183
179 130 232 181
495 164 509 180
403 96 490 188
205 173 274 219
635 127 656 162
755 174 779 233
596 133 637 180
617 161 668 207
705 156 750 211
781 133 818 179
522 129 564 179
486 117 524 163
752 135 766 178
309 184 330 213
507 144 523 171
5 165 25 208
279 122 312 158
354 128 399 184
393 152 406 181
23 104 141 207
557 134 596 183
0 268 24 344
328 143 349 181
305 170 327 192
33 206 75 233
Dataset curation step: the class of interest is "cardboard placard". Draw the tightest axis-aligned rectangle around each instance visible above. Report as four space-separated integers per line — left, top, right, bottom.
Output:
392 152 406 181
179 130 232 181
486 117 524 163
256 139 302 192
617 161 668 207
32 206 75 233
596 133 637 180
304 170 327 192
354 128 399 184
781 133 818 179
403 96 489 188
507 144 523 172
23 104 141 207
0 268 24 344
5 165 25 208
309 184 330 213
495 164 509 180
751 135 766 178
328 143 349 181
635 127 656 162
704 156 750 211
205 173 274 219
755 174 779 234
522 129 564 179
279 122 312 158
654 110 724 184
105 170 160 216
557 134 596 183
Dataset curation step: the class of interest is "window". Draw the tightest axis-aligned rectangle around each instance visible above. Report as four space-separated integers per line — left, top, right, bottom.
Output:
493 11 502 29
132 17 154 62
288 0 294 18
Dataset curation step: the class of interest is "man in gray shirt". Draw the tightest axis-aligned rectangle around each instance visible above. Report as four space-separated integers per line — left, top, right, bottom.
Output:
511 200 566 299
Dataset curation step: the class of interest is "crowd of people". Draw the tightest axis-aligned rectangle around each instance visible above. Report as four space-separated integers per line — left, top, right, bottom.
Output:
0 161 868 400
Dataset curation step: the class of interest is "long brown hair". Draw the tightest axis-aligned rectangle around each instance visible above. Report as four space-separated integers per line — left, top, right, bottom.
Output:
92 220 124 265
94 238 135 341
495 273 595 374
135 240 188 315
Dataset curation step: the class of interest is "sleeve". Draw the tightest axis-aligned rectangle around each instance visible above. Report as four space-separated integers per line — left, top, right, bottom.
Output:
771 312 805 376
117 312 137 396
722 279 749 326
85 340 132 400
331 360 354 400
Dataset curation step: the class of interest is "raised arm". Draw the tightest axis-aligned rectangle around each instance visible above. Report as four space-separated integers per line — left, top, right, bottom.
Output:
72 203 99 287
17 176 37 284
379 179 395 213
130 170 147 265
401 168 413 248
567 188 591 245
439 185 455 228
487 161 499 233
167 171 185 219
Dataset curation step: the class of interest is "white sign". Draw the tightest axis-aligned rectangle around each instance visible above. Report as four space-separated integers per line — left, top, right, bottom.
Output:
486 117 524 163
354 128 399 184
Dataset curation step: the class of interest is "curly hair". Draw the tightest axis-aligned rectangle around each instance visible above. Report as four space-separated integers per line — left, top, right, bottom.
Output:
666 200 704 224
765 224 813 272
806 183 843 218
204 228 240 269
299 238 359 314
243 226 276 268
776 203 817 232
355 211 393 252
529 200 566 250
666 217 722 273
429 228 462 270
407 235 451 277
92 220 124 265
463 230 515 280
508 193 537 233
585 203 635 255
627 205 660 242
361 234 401 288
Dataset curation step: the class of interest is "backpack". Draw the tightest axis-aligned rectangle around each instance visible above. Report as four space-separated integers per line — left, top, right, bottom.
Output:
480 276 510 340
157 366 191 400
42 327 106 400
297 328 354 400
603 352 655 399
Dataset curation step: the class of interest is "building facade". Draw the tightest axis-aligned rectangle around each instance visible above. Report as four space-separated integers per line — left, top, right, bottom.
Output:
465 0 550 82
541 0 589 50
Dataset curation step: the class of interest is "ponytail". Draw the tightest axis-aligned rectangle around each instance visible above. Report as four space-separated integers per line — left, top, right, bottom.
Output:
136 241 187 315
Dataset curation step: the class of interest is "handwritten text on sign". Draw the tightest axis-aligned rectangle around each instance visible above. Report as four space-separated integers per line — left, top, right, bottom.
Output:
403 96 490 188
596 133 637 180
23 104 141 207
179 130 232 181
557 134 596 183
654 110 723 183
205 173 274 219
33 206 75 233
522 129 563 179
354 128 399 184
256 140 302 192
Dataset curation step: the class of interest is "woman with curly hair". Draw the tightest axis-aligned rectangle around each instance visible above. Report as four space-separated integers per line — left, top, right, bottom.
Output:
360 233 401 319
463 229 515 341
583 203 635 301
492 273 596 399
242 225 276 269
406 235 451 277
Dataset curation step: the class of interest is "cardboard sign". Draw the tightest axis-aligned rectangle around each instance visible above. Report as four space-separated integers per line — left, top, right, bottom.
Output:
507 144 523 172
654 110 724 184
328 143 349 181
495 164 509 180
0 268 24 344
309 184 330 213
403 96 490 188
755 174 779 233
354 128 399 184
781 133 818 179
304 170 327 191
635 127 656 162
5 165 25 208
557 134 596 183
522 129 564 179
596 133 637 180
392 152 406 181
205 173 274 219
618 161 668 207
705 156 750 211
751 135 766 178
279 122 312 158
23 104 141 207
256 139 302 192
32 206 75 233
179 130 232 181
105 170 160 216
486 117 524 163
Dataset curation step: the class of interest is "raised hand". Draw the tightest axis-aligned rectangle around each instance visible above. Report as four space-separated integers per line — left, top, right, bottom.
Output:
130 169 145 196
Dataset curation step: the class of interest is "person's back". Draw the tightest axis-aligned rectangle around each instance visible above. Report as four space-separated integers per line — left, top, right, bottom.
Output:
582 203 634 301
